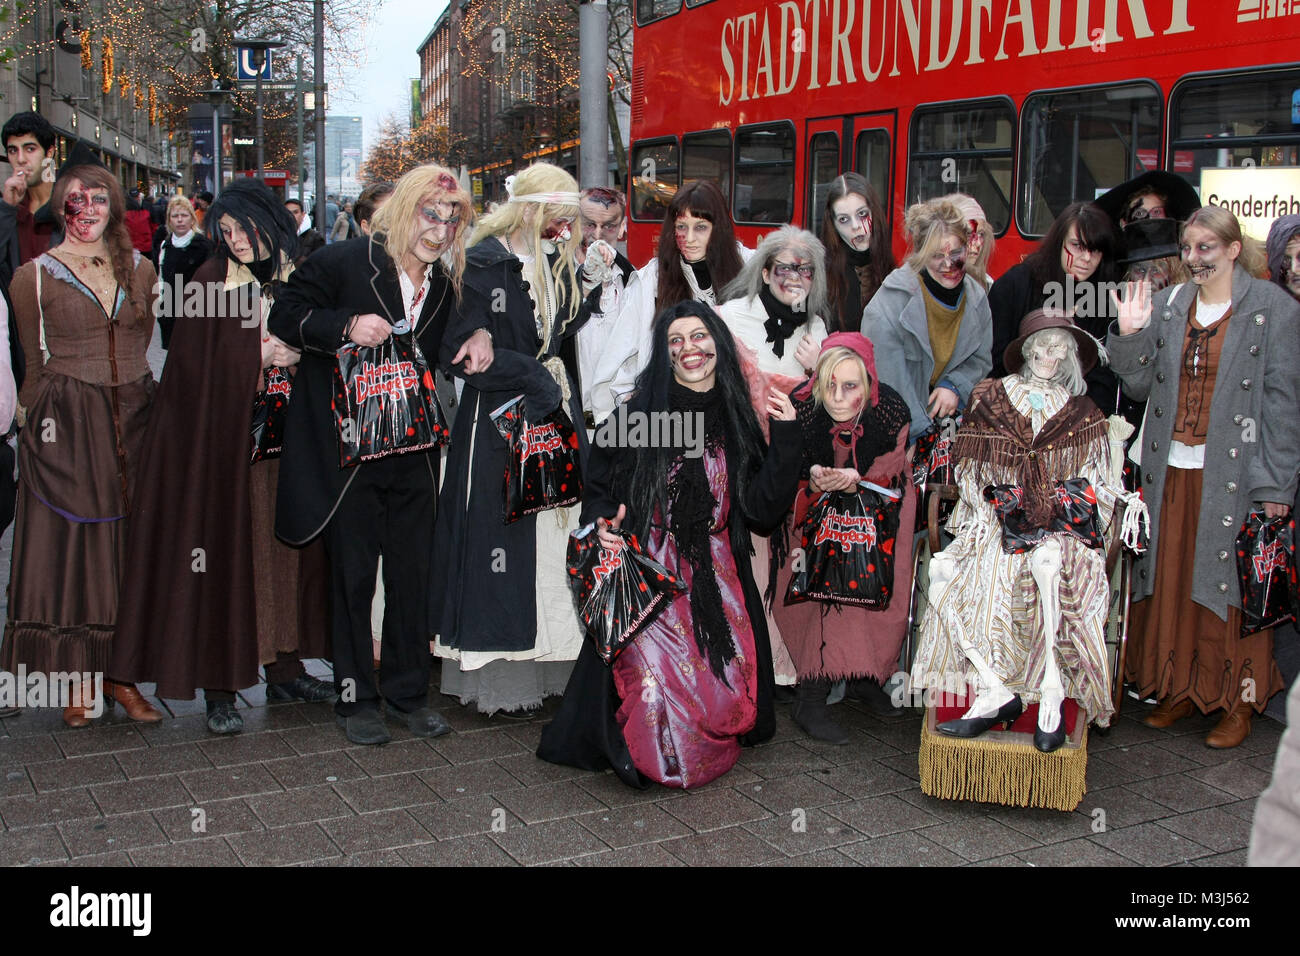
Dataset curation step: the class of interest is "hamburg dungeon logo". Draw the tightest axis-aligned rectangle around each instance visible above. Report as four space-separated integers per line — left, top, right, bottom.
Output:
813 509 878 553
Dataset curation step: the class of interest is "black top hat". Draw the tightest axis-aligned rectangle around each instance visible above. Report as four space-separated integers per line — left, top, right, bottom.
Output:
56 140 109 179
1119 218 1180 265
1003 308 1100 377
1095 170 1200 226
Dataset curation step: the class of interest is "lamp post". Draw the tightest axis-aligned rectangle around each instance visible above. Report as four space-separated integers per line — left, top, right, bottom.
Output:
234 36 286 181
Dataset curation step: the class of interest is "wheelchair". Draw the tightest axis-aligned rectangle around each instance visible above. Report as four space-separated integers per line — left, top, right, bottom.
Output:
900 482 1134 811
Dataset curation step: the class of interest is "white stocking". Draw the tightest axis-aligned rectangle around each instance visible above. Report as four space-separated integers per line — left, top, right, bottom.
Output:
1029 538 1065 733
930 551 1014 719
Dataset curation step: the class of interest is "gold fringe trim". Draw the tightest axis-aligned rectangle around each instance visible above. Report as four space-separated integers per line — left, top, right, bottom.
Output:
918 720 1088 812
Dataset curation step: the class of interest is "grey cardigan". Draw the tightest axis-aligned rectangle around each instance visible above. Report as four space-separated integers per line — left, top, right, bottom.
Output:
1106 265 1300 619
860 266 992 441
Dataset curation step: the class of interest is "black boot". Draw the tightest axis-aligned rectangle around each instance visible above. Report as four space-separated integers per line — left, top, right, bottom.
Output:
792 678 850 745
845 677 903 717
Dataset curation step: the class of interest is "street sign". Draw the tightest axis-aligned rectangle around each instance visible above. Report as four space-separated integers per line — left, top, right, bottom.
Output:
240 82 298 92
236 48 273 81
242 169 290 185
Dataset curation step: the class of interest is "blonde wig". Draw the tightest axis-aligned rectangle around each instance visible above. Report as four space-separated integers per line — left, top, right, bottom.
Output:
903 199 970 274
371 163 475 296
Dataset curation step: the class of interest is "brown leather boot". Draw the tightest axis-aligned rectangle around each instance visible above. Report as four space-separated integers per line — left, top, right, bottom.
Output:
62 679 91 728
105 681 164 722
1143 695 1195 728
1206 698 1253 749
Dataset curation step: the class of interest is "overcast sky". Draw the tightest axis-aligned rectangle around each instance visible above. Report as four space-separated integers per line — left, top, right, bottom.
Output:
332 0 448 155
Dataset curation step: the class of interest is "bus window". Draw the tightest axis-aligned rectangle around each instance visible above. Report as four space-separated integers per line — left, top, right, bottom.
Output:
1017 82 1162 237
682 129 732 201
735 122 795 225
1170 68 1300 183
806 131 840 236
636 0 681 25
907 99 1014 235
631 137 680 221
855 129 891 215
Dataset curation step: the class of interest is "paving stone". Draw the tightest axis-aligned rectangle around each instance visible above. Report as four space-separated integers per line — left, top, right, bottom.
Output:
89 775 193 815
398 834 520 866
838 831 966 866
333 773 440 813
1156 806 1255 853
0 769 33 797
153 798 264 842
0 787 101 829
147 714 219 744
905 815 1042 862
861 718 924 754
228 822 340 865
573 843 687 866
0 707 72 738
0 825 69 865
1076 786 1178 829
39 850 133 867
433 729 529 765
824 794 943 837
572 772 685 809
746 807 862 855
876 752 921 781
418 759 528 800
737 741 834 778
60 810 169 858
662 825 784 866
490 817 608 866
818 762 916 799
197 731 297 767
494 780 607 824
1093 743 1200 780
1151 733 1237 768
894 789 996 823
246 785 356 828
0 734 64 768
1016 838 1132 867
1243 753 1280 775
1083 752 1145 789
53 724 148 758
1091 821 1215 865
232 704 316 735
114 742 215 779
179 764 283 802
129 838 242 867
575 803 692 848
306 849 409 866
1126 775 1237 813
322 808 435 854
408 794 523 840
1220 798 1259 822
278 723 353 756
761 846 862 866
1191 849 1249 866
989 805 1097 845
500 721 548 751
348 739 448 777
493 752 594 787
690 763 763 791
660 788 772 832
740 773 848 813
438 705 505 735
263 751 368 790
965 854 1032 866
1186 761 1275 800
29 754 127 792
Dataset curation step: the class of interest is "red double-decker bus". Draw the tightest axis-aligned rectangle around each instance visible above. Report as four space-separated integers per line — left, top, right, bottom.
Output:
625 0 1300 273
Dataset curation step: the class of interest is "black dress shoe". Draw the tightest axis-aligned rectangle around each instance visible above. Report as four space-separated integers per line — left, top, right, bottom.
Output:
937 695 1023 738
386 706 451 738
267 675 337 703
206 701 244 735
336 711 391 746
1034 701 1068 753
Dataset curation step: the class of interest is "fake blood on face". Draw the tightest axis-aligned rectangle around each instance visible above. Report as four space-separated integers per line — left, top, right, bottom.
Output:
64 184 109 243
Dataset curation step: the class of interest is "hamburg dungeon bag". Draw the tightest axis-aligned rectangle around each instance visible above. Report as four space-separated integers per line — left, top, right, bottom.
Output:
250 365 292 463
1236 510 1297 637
786 481 902 608
490 394 583 524
333 334 449 468
565 523 686 664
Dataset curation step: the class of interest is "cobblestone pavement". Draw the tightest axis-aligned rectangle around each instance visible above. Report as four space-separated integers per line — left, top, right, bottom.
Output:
0 667 1281 867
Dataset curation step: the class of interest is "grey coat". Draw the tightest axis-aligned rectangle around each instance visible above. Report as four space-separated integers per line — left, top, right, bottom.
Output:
860 266 992 441
1106 265 1300 620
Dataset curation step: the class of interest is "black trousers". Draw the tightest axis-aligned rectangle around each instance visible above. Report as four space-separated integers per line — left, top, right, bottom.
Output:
326 452 436 716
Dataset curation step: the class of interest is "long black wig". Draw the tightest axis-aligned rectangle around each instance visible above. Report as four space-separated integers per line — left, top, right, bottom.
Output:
205 177 300 282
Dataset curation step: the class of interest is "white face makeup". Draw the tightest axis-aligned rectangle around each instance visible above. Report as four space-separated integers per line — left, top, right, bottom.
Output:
579 198 624 250
667 315 717 391
409 197 459 263
1181 222 1239 286
925 233 966 289
762 248 813 308
1060 225 1100 282
674 212 713 263
830 194 871 251
1025 329 1070 383
1281 236 1300 299
823 357 868 423
1125 258 1172 293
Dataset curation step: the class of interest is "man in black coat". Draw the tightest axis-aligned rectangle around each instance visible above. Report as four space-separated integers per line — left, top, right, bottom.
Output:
268 165 491 745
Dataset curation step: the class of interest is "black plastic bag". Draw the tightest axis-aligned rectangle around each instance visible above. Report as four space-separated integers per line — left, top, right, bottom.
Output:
985 478 1104 554
250 365 292 463
913 420 956 532
786 481 901 608
490 394 582 524
566 523 685 664
1236 510 1296 637
332 333 449 468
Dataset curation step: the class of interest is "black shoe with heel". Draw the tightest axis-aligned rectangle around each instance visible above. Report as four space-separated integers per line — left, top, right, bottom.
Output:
936 695 1023 738
1033 700 1068 753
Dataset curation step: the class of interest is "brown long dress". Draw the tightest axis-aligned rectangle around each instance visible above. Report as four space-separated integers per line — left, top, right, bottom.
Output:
110 257 328 700
1127 302 1285 713
2 253 157 676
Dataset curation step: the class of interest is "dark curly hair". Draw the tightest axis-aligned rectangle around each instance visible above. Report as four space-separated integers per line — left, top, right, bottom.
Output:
653 180 744 311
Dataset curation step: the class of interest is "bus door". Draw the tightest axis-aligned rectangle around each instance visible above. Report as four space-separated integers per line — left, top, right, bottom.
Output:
805 117 845 236
850 112 896 235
